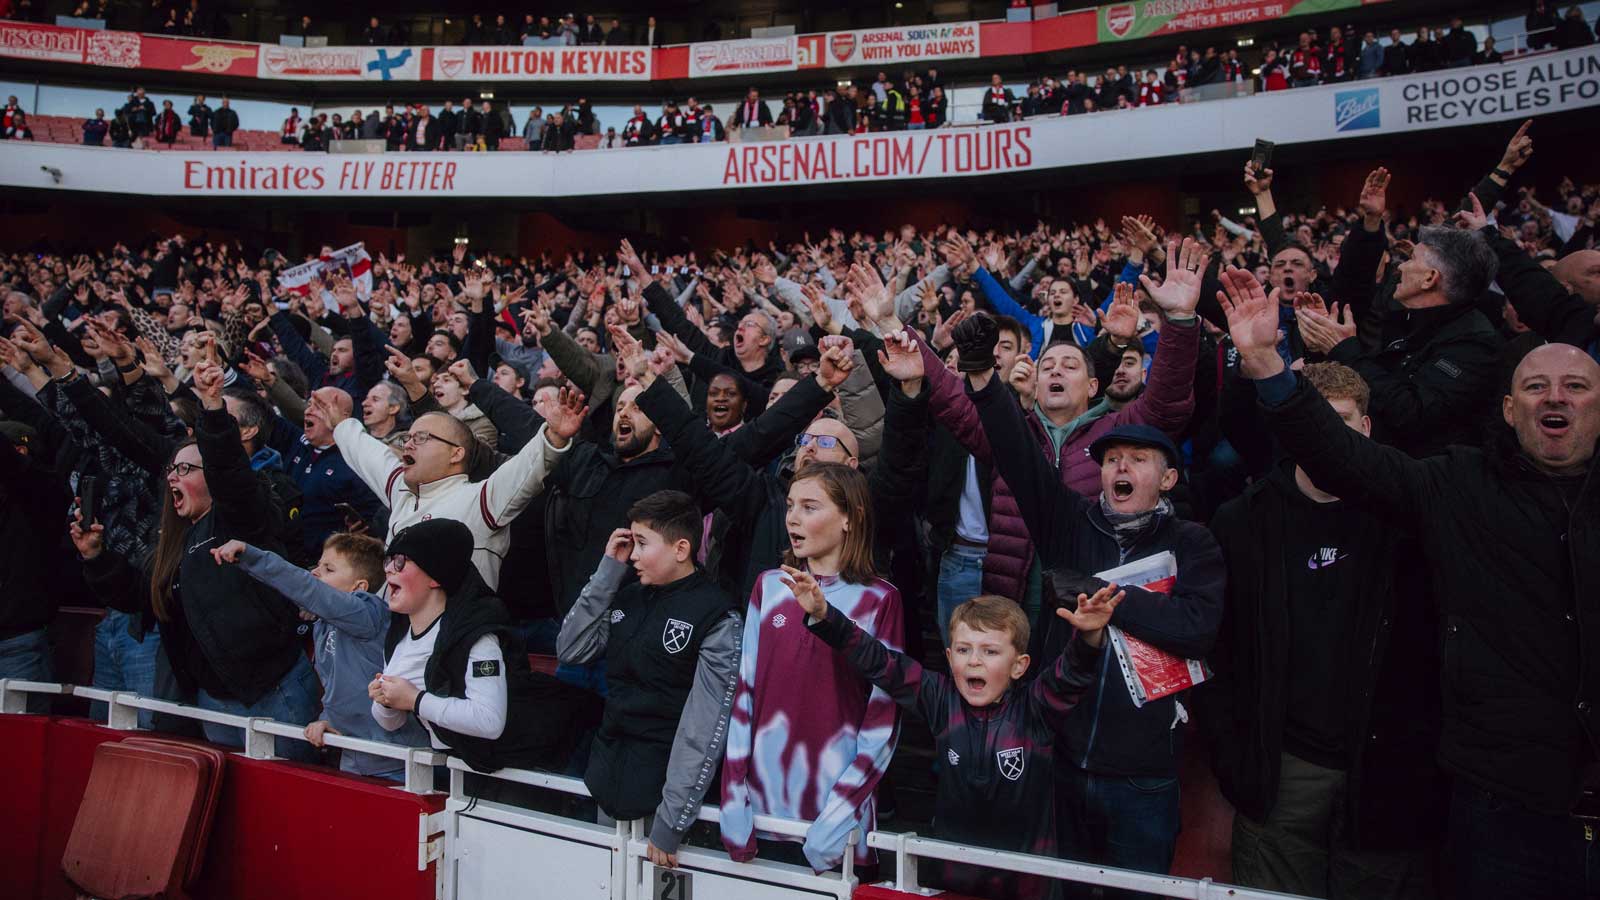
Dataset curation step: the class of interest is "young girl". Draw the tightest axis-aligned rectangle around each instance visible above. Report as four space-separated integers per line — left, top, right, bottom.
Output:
720 462 903 872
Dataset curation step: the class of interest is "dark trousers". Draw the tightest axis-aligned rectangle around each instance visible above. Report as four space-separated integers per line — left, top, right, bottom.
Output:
1447 781 1600 899
1056 762 1180 899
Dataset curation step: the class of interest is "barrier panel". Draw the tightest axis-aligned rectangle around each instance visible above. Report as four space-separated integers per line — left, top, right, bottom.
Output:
3 679 1309 900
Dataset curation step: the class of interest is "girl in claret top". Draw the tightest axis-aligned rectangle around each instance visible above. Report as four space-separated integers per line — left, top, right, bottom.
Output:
720 461 903 872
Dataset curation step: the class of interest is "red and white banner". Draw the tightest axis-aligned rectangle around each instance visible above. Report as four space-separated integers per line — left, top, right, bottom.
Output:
825 22 980 67
277 243 373 298
276 258 324 295
430 45 651 81
0 19 259 75
688 36 797 78
0 19 85 63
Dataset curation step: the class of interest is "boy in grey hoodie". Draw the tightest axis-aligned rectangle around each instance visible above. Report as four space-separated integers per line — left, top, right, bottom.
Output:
211 532 429 778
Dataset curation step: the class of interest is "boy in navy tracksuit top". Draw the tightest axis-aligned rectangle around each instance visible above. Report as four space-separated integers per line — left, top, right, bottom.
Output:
786 564 1121 900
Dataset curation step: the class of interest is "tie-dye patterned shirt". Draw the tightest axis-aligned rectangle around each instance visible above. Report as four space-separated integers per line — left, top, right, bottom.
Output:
719 569 904 871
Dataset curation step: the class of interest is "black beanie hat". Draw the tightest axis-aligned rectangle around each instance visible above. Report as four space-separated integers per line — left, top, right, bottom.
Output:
386 519 475 595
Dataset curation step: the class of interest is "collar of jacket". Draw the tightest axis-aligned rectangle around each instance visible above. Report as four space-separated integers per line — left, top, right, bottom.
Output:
1380 298 1476 346
417 472 470 499
250 446 284 472
1084 493 1172 543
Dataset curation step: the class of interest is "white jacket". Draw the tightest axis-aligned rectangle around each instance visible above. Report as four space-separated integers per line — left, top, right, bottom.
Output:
334 418 569 589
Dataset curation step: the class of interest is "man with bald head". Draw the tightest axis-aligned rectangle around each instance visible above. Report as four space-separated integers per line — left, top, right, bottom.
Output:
285 386 382 561
1223 265 1600 900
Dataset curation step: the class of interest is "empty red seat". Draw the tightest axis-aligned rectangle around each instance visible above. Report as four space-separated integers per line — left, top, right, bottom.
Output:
120 737 228 889
62 739 221 899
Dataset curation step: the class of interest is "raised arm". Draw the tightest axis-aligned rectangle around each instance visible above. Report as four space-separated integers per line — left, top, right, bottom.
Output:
231 542 388 640
556 552 627 665
267 310 330 385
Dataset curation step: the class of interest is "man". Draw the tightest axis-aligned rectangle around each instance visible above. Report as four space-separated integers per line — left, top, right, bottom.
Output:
978 74 1016 123
288 388 383 560
212 97 238 148
187 95 211 139
1199 362 1442 898
361 380 410 452
1381 28 1411 75
656 100 685 145
122 86 155 137
1295 169 1500 457
481 100 503 151
622 105 654 146
1220 261 1600 900
961 246 1224 885
435 99 459 151
313 378 581 588
1322 26 1355 82
604 18 628 45
629 243 783 388
698 104 726 143
266 282 386 404
1357 31 1384 79
731 88 772 130
1093 68 1124 112
457 97 481 151
581 14 604 45
361 16 388 45
1443 17 1478 67
1289 31 1324 86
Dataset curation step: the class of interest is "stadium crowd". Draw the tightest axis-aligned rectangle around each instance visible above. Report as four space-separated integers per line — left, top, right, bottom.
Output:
1 118 1599 899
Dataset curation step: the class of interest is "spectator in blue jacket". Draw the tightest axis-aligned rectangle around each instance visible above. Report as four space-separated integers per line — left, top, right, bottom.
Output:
82 109 109 145
265 278 387 404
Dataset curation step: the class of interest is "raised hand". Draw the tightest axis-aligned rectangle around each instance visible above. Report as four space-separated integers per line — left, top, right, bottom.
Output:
779 564 827 618
1120 215 1159 256
1455 192 1489 232
544 386 590 448
801 282 836 334
950 311 998 375
1357 167 1390 227
1496 119 1533 177
1055 583 1125 647
1008 355 1036 406
1243 160 1274 196
69 509 105 560
931 306 971 352
448 360 478 390
306 386 351 428
1139 236 1211 318
210 539 248 566
816 334 856 391
1292 291 1328 318
520 305 552 339
1296 302 1357 354
1216 267 1285 377
606 322 648 381
876 329 924 384
617 239 647 278
1100 282 1141 342
845 263 894 328
192 360 225 409
605 527 634 564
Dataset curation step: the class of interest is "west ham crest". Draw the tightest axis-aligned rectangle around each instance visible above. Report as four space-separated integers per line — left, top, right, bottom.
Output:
662 618 694 654
996 747 1025 782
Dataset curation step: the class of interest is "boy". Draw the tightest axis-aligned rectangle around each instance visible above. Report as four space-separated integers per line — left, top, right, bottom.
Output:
558 490 741 869
211 532 427 779
785 566 1121 900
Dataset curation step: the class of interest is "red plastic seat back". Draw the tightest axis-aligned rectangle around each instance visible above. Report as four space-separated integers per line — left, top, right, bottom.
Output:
121 736 229 888
62 742 209 899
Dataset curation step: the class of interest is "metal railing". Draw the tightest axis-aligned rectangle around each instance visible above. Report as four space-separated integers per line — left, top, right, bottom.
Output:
2 678 1310 900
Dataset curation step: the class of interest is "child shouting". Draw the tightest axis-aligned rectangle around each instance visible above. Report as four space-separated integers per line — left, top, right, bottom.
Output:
211 532 428 779
790 572 1121 900
558 490 741 869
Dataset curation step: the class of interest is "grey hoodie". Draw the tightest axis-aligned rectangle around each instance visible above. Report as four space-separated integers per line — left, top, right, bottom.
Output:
236 544 430 775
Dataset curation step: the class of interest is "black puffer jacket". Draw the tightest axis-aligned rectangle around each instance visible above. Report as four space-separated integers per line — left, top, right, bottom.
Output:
1260 371 1600 813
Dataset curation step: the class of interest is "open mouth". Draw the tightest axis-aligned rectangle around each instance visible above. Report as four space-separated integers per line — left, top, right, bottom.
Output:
401 453 416 467
1047 382 1065 394
965 676 988 693
1112 479 1135 500
616 420 635 440
1539 412 1571 435
788 531 805 548
710 403 730 418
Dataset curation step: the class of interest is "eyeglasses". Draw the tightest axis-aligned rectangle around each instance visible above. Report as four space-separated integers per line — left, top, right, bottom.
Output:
402 431 461 449
796 433 843 450
165 462 203 477
384 554 409 574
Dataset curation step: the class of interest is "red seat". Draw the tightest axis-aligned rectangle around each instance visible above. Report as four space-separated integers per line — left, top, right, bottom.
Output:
120 737 228 889
62 740 218 899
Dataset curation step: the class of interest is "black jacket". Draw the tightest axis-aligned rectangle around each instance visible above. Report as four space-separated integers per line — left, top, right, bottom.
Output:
86 408 302 705
544 443 677 614
212 106 239 135
384 571 598 772
1483 225 1597 354
1259 372 1600 813
970 376 1226 777
1195 463 1444 850
0 435 70 641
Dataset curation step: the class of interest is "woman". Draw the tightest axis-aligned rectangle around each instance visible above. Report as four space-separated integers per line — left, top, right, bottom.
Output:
431 369 498 450
72 361 318 760
720 462 903 872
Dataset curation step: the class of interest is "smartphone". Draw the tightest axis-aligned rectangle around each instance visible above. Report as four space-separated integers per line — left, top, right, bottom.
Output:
78 475 100 526
1250 139 1275 176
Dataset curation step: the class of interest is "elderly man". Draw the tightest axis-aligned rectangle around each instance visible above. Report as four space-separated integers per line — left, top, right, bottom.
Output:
1221 263 1600 900
361 380 410 453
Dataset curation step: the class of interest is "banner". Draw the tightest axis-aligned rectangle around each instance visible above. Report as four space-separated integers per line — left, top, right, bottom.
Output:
431 45 651 81
688 36 796 78
0 19 84 63
256 45 419 81
6 47 1597 200
0 19 257 75
1097 0 1366 42
148 36 259 76
826 22 980 67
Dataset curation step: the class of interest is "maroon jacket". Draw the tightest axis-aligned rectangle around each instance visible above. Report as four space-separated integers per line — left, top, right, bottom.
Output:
918 318 1199 599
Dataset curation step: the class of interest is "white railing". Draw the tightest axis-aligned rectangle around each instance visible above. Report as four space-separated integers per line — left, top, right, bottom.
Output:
2 677 1311 900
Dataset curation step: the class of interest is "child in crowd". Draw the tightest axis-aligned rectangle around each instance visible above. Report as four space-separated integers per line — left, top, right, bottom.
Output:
558 490 742 869
792 580 1122 900
211 532 428 779
368 518 596 774
720 462 904 872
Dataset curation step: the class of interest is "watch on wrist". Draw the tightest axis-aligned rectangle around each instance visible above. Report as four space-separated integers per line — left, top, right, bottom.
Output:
1493 167 1514 181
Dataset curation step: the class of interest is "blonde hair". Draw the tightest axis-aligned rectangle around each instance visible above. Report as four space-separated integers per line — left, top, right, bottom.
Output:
1303 362 1371 415
948 595 1030 653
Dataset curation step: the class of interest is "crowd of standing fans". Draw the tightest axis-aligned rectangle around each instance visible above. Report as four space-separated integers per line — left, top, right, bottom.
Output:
1 114 1600 898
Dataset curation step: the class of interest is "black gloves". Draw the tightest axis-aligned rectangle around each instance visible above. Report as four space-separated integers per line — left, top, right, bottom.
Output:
951 311 998 374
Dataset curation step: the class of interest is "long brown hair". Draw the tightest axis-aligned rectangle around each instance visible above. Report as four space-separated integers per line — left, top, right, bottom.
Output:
149 440 197 622
782 462 878 585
